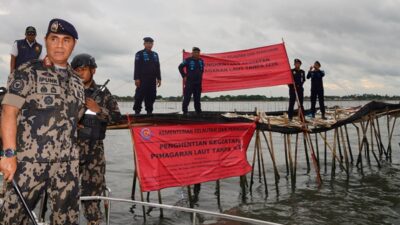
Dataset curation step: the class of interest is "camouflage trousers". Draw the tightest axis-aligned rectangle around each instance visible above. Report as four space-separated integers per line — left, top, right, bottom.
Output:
0 160 80 225
79 139 106 223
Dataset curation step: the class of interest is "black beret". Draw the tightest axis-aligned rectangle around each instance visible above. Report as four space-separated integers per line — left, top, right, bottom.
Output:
46 18 78 39
143 37 154 42
192 47 201 52
25 26 36 34
294 58 302 64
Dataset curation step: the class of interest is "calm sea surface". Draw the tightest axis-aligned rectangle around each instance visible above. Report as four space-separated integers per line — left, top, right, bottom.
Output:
99 100 400 225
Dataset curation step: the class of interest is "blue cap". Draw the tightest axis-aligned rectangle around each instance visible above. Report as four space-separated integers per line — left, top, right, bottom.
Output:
143 37 154 43
46 18 78 39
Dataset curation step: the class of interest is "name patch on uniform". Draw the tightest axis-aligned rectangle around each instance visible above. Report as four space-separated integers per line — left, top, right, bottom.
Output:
39 77 58 85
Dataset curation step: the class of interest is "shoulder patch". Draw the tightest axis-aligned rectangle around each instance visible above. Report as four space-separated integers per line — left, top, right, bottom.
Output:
10 80 24 92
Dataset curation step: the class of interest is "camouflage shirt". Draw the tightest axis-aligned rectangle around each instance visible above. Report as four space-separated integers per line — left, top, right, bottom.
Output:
85 80 121 124
2 60 85 163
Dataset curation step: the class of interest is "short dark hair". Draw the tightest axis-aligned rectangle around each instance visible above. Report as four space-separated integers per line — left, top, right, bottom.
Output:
315 61 321 66
192 47 201 52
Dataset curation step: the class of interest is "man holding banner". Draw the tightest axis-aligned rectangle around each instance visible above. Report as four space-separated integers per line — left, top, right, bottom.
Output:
288 58 305 121
179 47 204 115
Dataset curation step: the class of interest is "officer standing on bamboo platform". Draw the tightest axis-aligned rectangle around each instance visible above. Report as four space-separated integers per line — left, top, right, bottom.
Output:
179 47 204 115
133 37 161 115
0 18 85 225
307 61 326 119
288 58 305 120
71 53 121 225
10 26 44 74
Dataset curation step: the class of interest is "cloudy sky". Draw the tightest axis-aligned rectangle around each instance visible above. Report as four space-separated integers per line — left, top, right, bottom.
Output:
0 0 398 97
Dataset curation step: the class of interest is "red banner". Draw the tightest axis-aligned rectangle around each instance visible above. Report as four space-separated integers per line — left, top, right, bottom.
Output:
183 43 293 92
132 123 256 192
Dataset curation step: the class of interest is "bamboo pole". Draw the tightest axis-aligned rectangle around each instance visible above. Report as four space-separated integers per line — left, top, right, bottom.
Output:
369 117 381 168
339 127 350 179
286 134 295 190
352 123 364 175
336 130 343 164
387 116 397 161
315 133 320 169
304 133 322 184
303 133 311 174
318 132 347 172
249 130 259 193
294 133 299 186
261 130 280 182
372 118 385 160
158 190 164 217
344 125 354 164
216 180 221 207
331 129 337 179
284 134 290 177
324 131 328 173
187 186 194 208
257 133 269 196
360 121 371 165
257 135 263 183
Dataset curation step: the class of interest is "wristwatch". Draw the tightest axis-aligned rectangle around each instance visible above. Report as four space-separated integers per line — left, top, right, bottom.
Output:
3 148 17 158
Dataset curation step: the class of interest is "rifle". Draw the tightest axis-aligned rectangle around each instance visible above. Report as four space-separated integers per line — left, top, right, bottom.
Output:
12 179 39 225
91 79 110 99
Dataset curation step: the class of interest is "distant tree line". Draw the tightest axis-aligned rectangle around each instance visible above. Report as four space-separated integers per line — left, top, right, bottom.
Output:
114 94 400 102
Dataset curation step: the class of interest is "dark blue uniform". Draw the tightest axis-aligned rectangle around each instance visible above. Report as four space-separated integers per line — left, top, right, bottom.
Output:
14 39 42 69
307 70 325 117
179 57 204 114
288 68 305 120
133 49 161 114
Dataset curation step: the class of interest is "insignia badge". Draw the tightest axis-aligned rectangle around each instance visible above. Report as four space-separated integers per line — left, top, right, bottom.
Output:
40 86 48 93
140 128 153 141
51 87 57 93
50 21 59 32
35 46 40 53
10 80 24 92
44 96 54 105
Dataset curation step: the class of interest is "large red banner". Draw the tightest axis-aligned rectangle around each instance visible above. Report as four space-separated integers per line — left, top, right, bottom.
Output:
183 43 293 92
132 123 256 192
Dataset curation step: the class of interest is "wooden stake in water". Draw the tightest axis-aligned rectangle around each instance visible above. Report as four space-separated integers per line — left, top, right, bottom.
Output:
344 125 354 164
257 133 268 196
324 131 328 173
339 127 350 179
284 134 290 177
353 123 364 175
249 130 260 193
303 133 311 174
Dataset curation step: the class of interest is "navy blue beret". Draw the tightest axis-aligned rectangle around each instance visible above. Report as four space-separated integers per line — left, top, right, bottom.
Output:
46 18 78 39
143 37 154 42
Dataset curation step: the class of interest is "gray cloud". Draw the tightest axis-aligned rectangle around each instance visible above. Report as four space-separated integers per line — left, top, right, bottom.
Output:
0 0 398 97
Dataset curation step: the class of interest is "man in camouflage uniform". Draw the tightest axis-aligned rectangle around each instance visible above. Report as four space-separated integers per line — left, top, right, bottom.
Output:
0 18 84 225
71 53 121 225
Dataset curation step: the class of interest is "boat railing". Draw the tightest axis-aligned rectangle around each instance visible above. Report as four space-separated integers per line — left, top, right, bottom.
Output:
80 195 282 225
